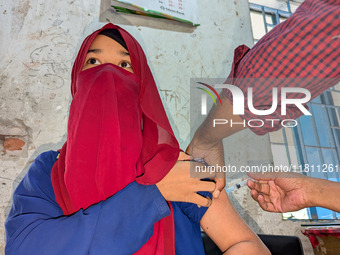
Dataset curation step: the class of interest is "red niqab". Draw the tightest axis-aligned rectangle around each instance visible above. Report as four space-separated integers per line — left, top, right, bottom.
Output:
51 23 180 254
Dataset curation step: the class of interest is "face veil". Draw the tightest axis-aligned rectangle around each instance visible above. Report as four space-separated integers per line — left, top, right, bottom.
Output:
51 23 180 254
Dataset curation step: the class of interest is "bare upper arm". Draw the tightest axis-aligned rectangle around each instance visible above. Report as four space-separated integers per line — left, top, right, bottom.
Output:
200 190 269 254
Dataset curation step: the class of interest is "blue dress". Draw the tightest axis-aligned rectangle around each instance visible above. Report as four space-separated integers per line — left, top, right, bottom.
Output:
5 151 211 255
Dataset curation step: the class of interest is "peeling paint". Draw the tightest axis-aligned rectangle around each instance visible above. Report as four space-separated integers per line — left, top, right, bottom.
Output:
3 138 25 151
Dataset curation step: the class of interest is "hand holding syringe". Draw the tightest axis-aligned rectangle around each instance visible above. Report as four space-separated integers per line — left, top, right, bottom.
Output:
193 157 254 193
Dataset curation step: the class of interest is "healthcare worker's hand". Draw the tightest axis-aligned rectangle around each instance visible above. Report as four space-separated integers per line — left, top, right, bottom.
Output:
156 152 216 207
186 138 225 199
247 172 311 213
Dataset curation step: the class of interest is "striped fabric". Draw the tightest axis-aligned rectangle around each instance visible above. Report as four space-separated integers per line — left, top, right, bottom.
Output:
223 0 340 135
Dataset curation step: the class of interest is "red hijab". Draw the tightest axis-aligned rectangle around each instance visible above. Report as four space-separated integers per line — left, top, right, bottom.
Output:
51 23 180 254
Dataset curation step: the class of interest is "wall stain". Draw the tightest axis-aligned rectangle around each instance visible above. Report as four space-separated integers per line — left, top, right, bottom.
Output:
24 30 74 90
11 0 30 35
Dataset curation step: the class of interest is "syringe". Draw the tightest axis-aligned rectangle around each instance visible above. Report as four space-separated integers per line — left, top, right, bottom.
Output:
226 178 252 193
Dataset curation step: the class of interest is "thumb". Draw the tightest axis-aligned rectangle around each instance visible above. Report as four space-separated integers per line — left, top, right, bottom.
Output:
213 177 225 198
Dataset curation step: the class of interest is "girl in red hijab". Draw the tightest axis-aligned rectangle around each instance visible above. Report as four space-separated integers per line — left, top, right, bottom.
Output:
5 23 269 255
51 22 184 254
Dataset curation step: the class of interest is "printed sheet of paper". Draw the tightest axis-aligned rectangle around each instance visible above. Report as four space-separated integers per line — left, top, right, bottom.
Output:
111 0 199 26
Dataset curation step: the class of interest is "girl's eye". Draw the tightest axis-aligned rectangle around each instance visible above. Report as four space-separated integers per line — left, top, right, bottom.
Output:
119 61 132 69
87 58 100 65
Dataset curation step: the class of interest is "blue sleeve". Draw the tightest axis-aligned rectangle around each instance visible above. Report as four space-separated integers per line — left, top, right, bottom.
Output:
171 202 206 255
173 191 212 223
5 151 170 255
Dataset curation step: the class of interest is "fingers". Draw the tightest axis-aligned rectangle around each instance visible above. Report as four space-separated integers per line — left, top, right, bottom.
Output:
213 190 220 199
195 179 216 193
250 183 282 213
257 194 270 211
250 188 260 202
250 190 276 212
247 179 270 194
259 195 280 212
255 181 270 194
247 179 256 189
248 181 273 205
213 177 225 198
193 194 213 207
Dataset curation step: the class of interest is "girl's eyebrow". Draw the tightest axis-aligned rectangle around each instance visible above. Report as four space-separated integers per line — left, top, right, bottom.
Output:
87 49 129 56
87 49 102 53
120 50 129 56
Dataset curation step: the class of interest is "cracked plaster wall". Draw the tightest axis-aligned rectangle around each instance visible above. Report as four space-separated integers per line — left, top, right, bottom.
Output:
0 0 312 254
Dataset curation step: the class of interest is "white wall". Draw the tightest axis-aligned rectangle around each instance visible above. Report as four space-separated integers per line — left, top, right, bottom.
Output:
0 0 313 254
